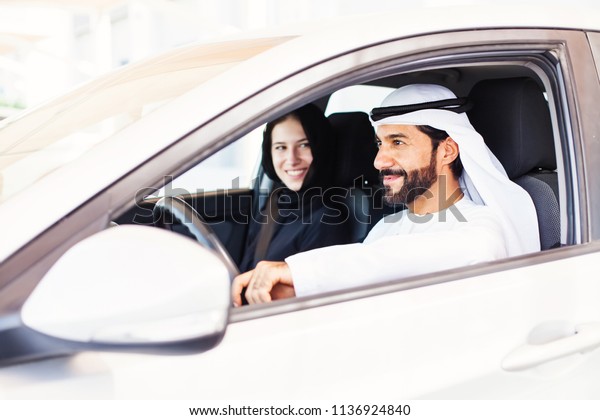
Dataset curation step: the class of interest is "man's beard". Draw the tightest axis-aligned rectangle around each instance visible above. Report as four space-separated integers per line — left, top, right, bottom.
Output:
380 152 438 206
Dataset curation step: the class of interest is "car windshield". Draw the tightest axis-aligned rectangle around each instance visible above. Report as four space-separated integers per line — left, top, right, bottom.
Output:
0 36 291 204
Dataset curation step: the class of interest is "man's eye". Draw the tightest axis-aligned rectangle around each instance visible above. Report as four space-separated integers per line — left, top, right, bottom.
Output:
393 140 404 146
375 140 382 148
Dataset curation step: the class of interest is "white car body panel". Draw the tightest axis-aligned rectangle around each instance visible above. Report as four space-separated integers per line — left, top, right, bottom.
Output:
2 248 600 399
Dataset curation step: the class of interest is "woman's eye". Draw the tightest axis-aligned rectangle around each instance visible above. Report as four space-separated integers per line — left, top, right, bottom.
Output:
299 142 310 149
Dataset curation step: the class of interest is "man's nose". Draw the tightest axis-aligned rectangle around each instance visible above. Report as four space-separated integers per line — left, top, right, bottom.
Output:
374 147 394 170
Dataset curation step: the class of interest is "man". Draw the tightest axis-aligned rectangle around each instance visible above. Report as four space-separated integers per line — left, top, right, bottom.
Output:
232 84 540 306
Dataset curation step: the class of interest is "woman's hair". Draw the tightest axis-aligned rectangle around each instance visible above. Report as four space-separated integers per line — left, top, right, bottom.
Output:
261 103 336 190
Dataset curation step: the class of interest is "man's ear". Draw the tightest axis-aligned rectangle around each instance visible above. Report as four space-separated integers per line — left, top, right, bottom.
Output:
441 137 460 165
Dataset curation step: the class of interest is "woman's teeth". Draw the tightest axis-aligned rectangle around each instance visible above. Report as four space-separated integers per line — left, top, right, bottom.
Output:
287 169 305 176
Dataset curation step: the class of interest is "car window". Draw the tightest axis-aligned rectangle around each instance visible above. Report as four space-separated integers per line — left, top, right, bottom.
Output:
159 84 394 196
155 125 263 195
219 41 580 314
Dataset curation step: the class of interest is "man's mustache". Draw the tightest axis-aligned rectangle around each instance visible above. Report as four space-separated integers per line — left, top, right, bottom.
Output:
379 168 407 178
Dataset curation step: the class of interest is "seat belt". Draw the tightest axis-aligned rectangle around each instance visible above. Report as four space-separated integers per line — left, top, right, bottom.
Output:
253 190 280 263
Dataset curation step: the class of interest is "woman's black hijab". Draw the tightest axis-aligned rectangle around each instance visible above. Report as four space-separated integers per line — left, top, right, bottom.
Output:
261 103 336 192
240 105 339 273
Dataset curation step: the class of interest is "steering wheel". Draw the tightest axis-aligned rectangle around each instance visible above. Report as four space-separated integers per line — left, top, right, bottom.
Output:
153 196 239 277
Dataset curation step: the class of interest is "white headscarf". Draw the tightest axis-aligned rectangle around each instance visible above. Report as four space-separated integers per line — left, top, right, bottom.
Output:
371 84 540 256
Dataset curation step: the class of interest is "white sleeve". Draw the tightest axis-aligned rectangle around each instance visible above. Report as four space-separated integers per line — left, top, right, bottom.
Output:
285 213 508 297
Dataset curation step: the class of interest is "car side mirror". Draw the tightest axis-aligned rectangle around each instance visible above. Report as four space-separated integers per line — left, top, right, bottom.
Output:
21 225 231 354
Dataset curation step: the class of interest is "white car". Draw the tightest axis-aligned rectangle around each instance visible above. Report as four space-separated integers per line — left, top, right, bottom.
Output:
1 4 600 399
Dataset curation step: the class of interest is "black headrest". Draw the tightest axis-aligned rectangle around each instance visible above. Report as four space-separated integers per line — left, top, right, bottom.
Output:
328 112 379 188
468 77 556 179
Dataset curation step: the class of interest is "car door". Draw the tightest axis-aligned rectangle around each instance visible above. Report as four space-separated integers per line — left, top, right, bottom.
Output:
153 27 600 399
2 26 600 399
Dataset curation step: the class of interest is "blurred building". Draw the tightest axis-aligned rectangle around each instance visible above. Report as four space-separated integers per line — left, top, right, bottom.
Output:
0 0 414 119
0 0 593 119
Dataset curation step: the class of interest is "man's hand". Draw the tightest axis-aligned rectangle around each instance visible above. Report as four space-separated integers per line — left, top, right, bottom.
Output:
231 261 295 307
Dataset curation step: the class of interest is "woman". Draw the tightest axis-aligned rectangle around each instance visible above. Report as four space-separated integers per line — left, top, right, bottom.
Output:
238 103 351 272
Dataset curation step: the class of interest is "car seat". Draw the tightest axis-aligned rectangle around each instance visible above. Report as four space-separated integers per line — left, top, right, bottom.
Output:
327 111 386 242
468 77 561 250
